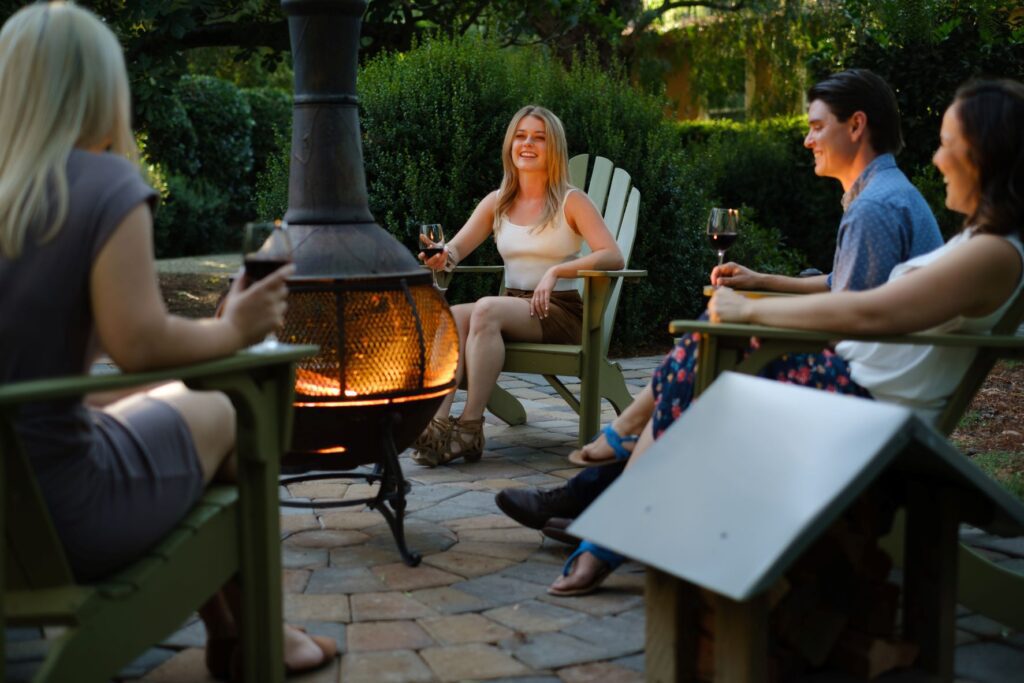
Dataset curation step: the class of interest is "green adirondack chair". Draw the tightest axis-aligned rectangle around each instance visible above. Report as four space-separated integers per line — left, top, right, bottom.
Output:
1 345 316 683
456 154 646 446
669 284 1024 631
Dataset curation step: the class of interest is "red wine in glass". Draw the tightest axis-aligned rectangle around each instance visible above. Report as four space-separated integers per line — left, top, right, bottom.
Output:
241 221 293 349
707 233 738 252
243 221 293 285
243 256 291 281
419 223 449 291
707 208 739 267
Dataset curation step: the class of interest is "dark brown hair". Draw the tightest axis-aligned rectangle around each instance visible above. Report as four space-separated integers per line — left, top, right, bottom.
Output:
807 69 903 156
953 79 1024 236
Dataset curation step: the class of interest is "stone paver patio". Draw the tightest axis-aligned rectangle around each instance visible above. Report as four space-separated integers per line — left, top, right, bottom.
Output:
6 355 1024 681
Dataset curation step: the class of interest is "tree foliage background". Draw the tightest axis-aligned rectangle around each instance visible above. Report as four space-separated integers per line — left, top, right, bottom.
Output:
0 0 1021 337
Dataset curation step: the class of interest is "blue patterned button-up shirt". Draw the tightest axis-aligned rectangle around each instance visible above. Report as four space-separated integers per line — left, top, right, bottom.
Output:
827 154 943 291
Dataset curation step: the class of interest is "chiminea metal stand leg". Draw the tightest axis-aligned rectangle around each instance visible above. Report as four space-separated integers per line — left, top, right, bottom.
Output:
279 412 422 567
370 415 421 566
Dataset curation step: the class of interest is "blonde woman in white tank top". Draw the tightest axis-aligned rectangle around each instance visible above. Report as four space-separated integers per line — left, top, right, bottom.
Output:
414 105 624 467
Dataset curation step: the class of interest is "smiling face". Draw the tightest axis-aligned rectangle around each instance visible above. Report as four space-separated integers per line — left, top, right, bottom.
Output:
933 104 980 216
804 99 860 184
510 114 548 174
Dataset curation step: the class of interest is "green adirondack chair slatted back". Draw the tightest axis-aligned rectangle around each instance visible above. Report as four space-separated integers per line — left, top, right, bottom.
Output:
569 154 641 357
934 281 1024 435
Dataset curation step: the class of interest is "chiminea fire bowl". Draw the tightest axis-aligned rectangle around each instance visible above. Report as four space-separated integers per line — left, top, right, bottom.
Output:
282 275 458 471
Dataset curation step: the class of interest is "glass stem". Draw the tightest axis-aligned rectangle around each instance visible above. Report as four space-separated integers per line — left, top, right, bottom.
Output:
717 250 725 266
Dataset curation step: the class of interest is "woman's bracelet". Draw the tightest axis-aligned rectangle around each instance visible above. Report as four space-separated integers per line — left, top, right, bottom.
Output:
443 244 460 272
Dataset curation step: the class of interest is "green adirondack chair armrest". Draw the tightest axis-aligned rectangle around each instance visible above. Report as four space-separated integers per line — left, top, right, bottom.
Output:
0 345 318 463
702 285 799 299
453 265 505 274
577 269 647 279
668 319 1024 351
0 346 317 403
453 266 646 280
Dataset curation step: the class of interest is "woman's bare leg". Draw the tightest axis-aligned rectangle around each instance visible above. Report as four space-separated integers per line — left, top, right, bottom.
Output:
460 296 543 421
549 419 656 594
433 302 473 419
571 383 655 461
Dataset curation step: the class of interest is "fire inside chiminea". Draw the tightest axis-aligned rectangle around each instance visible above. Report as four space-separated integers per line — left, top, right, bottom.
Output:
275 0 458 565
282 277 458 469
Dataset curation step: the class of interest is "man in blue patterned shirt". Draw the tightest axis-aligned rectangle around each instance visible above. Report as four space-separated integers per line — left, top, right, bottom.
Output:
496 69 944 540
713 68 943 292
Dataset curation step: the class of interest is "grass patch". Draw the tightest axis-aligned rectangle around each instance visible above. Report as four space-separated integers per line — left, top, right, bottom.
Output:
957 409 984 431
970 451 1024 500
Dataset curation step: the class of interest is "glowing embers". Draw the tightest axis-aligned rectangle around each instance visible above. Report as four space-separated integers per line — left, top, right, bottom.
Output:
283 282 459 402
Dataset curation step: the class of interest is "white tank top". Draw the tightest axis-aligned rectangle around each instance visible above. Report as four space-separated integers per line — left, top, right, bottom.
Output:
836 229 1024 423
495 189 584 292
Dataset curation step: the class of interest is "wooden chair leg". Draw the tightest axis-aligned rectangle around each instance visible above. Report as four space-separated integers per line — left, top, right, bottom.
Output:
881 509 1024 633
486 384 528 426
903 482 958 681
645 568 700 683
229 372 287 683
578 367 602 448
600 359 634 415
714 592 769 683
957 543 1024 631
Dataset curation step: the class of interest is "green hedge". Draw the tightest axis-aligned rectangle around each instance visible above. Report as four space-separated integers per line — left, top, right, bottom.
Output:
256 36 803 349
143 76 292 257
175 75 254 222
678 118 844 272
149 169 232 258
241 87 291 185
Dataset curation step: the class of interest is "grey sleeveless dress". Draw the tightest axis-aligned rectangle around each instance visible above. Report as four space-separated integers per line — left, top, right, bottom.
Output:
0 149 204 580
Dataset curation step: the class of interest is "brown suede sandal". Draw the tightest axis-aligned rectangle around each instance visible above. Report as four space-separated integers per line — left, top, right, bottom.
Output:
443 416 485 464
411 416 454 467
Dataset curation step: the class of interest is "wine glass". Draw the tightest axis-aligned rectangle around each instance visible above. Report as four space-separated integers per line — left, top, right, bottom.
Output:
419 223 450 292
707 208 739 267
242 220 293 348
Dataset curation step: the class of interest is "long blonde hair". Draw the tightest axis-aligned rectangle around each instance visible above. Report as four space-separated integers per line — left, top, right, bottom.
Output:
492 105 572 234
0 1 137 258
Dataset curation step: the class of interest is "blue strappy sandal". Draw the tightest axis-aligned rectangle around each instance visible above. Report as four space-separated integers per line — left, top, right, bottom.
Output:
567 424 638 468
547 540 625 597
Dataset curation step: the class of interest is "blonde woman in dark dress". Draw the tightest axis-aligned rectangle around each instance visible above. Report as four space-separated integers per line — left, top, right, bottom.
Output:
0 3 333 678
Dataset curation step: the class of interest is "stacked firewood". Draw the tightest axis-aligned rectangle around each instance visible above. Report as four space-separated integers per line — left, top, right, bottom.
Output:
697 484 919 680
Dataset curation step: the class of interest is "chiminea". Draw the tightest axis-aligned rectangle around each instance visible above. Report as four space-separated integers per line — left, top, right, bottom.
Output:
276 0 459 566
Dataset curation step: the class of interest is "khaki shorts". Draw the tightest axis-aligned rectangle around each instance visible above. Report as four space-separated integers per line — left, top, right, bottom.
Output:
505 288 583 344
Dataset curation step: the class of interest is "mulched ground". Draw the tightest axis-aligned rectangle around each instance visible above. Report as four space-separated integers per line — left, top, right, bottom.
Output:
159 273 227 319
160 271 1024 480
951 360 1024 487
